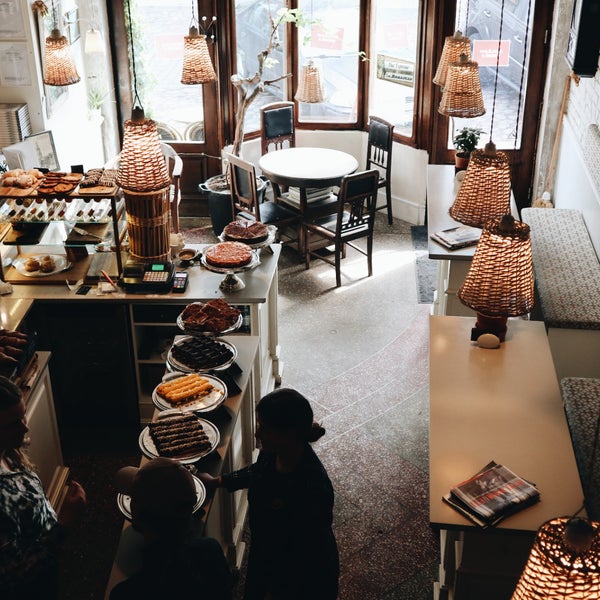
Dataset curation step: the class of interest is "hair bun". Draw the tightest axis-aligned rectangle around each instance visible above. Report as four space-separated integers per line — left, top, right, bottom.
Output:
308 421 326 443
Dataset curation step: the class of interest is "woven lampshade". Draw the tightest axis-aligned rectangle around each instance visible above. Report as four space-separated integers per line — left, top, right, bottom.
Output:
84 28 104 54
117 109 170 193
295 61 325 103
450 142 511 227
433 31 471 88
458 214 534 318
43 29 80 86
181 27 216 84
438 54 485 118
512 517 600 599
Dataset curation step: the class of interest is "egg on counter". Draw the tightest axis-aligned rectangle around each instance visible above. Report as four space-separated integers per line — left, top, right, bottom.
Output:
476 333 501 349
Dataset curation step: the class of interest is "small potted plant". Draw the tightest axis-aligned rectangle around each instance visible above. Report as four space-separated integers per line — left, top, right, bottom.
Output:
453 127 484 170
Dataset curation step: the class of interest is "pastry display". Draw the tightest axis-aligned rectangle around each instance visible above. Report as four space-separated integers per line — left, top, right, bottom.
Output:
148 413 212 458
170 336 235 371
223 220 269 244
156 373 215 407
79 168 103 187
39 255 56 273
25 257 40 272
1 169 44 189
179 299 241 333
204 241 253 269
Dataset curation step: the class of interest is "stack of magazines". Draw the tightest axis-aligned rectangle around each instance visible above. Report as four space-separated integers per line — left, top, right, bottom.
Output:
430 225 481 250
443 461 540 528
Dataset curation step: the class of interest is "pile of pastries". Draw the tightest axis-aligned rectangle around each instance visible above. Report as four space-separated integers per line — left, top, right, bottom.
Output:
24 255 56 273
180 299 241 333
1 169 45 189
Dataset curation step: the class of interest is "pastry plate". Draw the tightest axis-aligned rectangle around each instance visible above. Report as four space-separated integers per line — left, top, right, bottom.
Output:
117 474 206 520
167 336 237 373
176 304 243 336
152 372 228 413
219 224 277 248
138 414 220 464
12 254 71 277
200 247 260 274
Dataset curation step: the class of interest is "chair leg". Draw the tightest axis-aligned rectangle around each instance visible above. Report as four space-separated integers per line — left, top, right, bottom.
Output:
335 239 342 287
305 228 311 270
386 182 393 225
171 201 179 233
367 235 373 277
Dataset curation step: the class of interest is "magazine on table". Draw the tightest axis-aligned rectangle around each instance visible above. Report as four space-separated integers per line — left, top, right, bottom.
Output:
442 461 540 528
430 225 481 250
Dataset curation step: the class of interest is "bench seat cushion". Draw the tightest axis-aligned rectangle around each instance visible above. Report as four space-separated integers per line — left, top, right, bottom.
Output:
561 377 600 520
522 208 600 329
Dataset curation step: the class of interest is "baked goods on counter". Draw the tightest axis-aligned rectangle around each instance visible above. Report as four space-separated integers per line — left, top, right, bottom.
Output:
1 168 45 189
169 336 235 371
156 373 215 407
179 299 241 333
223 220 269 244
148 413 212 458
204 241 253 269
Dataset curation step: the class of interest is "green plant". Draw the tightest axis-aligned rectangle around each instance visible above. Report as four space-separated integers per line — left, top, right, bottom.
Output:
453 127 485 156
88 87 108 110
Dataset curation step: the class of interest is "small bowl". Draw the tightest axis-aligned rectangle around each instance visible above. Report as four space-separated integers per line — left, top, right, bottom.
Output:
178 248 197 265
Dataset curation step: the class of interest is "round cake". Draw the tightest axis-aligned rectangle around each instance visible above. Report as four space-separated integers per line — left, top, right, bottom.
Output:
223 220 269 244
205 241 253 269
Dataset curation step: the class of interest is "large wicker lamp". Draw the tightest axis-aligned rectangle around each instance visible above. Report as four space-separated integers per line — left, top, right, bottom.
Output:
181 6 217 85
118 0 171 261
43 0 80 86
449 141 511 227
512 517 600 599
457 214 534 342
438 54 485 118
433 31 471 89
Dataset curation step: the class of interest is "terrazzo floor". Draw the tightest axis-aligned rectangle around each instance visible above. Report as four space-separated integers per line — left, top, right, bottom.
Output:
59 213 439 599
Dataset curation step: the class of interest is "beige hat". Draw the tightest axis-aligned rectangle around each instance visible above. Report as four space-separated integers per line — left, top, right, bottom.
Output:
115 457 196 521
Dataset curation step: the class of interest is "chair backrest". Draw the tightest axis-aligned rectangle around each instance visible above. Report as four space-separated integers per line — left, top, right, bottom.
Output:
366 115 394 178
260 101 295 154
336 169 380 235
159 142 183 179
227 153 260 221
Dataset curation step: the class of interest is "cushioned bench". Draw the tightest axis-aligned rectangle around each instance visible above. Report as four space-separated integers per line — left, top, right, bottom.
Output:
560 377 600 521
522 208 600 380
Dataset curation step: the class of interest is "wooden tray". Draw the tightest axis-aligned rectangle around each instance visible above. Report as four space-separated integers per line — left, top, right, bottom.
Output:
75 185 118 196
0 181 42 197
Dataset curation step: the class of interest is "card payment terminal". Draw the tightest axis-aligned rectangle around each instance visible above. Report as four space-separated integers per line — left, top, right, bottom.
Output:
121 259 175 293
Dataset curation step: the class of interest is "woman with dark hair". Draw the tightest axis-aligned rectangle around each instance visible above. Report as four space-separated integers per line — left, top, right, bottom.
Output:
199 387 339 600
0 375 86 599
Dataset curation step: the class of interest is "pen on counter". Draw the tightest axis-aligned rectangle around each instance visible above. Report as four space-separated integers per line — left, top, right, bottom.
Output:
101 270 117 288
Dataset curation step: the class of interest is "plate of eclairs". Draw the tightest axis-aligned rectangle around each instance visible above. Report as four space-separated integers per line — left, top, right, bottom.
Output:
152 371 227 413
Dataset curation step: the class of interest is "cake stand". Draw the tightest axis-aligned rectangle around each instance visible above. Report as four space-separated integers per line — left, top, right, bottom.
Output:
218 224 277 252
201 249 260 292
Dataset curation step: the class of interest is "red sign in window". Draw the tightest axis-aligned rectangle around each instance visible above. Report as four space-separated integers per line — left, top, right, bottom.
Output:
155 35 184 60
311 24 344 51
473 40 510 67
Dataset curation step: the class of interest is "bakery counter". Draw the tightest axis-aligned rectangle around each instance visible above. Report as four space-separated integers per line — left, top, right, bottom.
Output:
5 244 281 425
0 297 34 332
105 335 260 597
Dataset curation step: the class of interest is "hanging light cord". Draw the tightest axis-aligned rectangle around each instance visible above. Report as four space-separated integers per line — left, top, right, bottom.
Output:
512 0 533 153
125 0 142 110
51 0 58 30
464 0 470 32
489 0 506 142
189 0 198 30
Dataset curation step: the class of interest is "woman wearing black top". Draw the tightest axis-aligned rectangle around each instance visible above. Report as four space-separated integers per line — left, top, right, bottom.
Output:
199 387 339 600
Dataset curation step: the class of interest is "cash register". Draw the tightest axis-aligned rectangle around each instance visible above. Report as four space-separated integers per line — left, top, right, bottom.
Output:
120 259 175 293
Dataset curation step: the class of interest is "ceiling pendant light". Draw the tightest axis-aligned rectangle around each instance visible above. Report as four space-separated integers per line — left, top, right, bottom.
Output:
433 31 471 89
181 3 217 85
43 0 80 86
295 60 325 103
438 53 485 118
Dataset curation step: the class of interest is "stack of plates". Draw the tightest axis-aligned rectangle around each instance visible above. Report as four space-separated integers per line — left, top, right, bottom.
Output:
0 103 31 148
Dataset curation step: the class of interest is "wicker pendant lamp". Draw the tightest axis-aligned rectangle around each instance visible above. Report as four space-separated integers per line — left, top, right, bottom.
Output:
43 0 80 87
512 517 600 599
449 141 511 227
295 60 325 103
433 31 471 88
438 54 485 118
181 6 217 85
457 214 534 342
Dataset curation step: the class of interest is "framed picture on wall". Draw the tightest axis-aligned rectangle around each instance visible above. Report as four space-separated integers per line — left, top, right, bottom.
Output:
25 131 60 170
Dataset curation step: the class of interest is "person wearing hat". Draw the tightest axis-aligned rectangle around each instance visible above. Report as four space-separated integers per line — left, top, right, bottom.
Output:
110 456 232 599
199 387 340 600
0 375 86 599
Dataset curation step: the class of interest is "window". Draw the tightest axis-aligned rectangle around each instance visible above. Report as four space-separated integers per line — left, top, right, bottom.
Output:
235 0 287 133
296 0 360 124
368 0 420 138
128 0 207 142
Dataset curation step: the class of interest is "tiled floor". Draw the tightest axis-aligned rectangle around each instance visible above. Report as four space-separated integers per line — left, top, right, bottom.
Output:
272 215 440 599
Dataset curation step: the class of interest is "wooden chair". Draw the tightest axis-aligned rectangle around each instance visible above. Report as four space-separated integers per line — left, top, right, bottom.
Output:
260 101 295 204
304 169 379 287
104 143 183 232
227 153 300 245
366 115 394 225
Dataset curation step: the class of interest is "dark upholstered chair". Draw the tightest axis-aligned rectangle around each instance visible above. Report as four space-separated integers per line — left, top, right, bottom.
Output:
366 115 394 225
227 153 300 245
304 169 379 287
260 101 295 204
